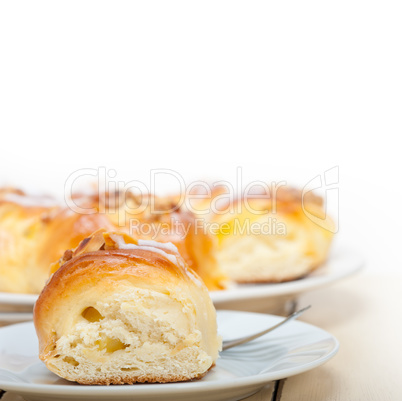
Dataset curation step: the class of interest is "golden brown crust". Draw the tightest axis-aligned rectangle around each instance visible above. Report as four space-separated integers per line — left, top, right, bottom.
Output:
185 184 323 218
233 263 323 284
215 187 322 218
74 363 214 385
41 249 189 300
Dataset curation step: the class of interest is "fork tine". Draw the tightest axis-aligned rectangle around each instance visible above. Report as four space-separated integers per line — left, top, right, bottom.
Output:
222 305 311 351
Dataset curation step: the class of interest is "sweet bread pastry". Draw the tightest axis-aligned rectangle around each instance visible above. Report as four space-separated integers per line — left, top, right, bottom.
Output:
0 189 115 293
34 230 221 384
190 186 334 283
71 190 227 291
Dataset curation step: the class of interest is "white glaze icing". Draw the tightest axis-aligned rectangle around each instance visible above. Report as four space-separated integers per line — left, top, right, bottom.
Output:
137 239 179 254
109 234 179 266
3 193 57 208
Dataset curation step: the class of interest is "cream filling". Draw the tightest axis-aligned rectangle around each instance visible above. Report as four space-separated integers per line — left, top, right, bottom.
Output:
47 287 218 381
217 234 313 281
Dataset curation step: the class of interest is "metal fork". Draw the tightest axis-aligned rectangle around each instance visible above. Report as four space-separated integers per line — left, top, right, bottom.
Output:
222 305 311 351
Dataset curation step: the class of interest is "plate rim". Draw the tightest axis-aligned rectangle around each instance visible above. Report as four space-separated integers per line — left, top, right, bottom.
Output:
0 311 339 396
211 246 364 303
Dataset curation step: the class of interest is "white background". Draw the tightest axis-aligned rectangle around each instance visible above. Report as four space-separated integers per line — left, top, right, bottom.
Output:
0 1 401 273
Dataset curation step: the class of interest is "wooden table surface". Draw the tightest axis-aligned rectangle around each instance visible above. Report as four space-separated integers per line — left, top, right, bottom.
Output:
244 273 402 401
1 273 401 401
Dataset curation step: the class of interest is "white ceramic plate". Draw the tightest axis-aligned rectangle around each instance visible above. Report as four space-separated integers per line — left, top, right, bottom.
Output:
0 311 338 401
0 245 363 311
0 292 37 307
0 312 33 327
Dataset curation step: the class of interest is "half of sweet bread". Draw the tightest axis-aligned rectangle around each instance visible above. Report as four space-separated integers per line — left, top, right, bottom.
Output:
188 185 334 283
34 230 221 384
